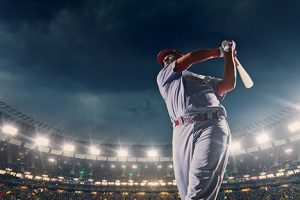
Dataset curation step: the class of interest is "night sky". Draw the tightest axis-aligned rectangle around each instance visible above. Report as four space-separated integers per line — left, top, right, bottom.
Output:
0 0 300 142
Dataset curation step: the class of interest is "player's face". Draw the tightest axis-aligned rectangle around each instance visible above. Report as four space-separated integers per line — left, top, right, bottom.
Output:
163 54 177 67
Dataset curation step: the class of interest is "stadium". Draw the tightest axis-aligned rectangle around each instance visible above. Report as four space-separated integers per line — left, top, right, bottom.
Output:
1 100 300 199
1 1 300 199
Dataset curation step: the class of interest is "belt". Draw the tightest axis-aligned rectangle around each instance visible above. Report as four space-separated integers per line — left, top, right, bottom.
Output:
174 111 223 126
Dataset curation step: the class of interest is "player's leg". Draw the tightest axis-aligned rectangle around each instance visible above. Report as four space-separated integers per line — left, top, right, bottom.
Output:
172 123 195 199
185 118 231 200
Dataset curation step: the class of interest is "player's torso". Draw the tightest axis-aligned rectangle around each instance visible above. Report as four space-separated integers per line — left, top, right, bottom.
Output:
165 71 222 118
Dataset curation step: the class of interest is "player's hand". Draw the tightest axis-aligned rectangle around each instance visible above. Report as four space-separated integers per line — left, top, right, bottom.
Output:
224 40 236 57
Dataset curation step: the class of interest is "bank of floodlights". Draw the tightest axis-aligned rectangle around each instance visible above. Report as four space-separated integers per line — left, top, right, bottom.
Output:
285 148 293 154
1 125 18 136
117 149 128 157
229 142 241 151
288 121 300 133
63 144 75 152
147 149 158 157
35 136 49 146
256 133 270 144
90 146 100 155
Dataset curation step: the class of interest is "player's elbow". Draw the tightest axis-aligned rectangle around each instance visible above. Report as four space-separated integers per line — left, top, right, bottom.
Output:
224 80 236 91
222 84 235 93
227 83 236 91
218 80 236 93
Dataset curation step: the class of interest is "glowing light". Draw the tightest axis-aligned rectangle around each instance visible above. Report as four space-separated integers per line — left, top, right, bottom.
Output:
2 125 18 136
48 158 55 162
285 148 293 154
117 149 128 157
132 165 137 169
35 136 49 146
256 133 270 144
63 144 75 152
288 122 300 133
90 146 100 155
229 142 241 151
147 150 158 157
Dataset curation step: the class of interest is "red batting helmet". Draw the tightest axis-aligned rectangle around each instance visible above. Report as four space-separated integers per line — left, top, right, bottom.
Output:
157 49 183 66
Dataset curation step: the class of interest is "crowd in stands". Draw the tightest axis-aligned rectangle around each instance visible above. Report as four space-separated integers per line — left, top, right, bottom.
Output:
0 182 180 200
2 181 300 200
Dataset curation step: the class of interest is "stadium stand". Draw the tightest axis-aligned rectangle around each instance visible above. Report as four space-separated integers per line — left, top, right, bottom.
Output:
1 101 300 199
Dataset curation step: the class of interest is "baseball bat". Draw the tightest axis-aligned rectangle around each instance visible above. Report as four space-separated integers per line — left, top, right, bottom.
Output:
234 57 254 89
221 40 254 89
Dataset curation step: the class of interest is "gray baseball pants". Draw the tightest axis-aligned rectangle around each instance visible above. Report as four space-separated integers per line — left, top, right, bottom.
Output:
172 117 231 200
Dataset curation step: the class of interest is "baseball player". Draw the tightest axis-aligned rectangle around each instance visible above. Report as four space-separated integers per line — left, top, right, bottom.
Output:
156 41 236 199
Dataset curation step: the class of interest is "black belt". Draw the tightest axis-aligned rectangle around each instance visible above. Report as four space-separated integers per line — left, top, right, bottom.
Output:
174 112 223 126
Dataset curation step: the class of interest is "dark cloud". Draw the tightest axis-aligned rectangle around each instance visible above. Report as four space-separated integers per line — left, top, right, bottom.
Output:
0 0 300 140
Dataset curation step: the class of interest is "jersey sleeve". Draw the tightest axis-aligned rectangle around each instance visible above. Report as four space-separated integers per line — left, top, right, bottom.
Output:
156 61 182 88
206 76 226 102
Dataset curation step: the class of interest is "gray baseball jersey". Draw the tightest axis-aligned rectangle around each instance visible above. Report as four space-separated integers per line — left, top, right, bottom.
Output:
157 61 227 124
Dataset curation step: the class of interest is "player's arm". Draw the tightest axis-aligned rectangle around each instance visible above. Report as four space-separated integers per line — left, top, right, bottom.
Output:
174 48 221 72
215 45 237 96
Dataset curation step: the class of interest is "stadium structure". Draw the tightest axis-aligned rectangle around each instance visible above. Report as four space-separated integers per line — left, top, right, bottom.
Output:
1 101 300 199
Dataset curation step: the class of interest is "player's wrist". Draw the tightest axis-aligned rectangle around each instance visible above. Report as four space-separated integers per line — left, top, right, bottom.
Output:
219 47 224 58
223 52 234 60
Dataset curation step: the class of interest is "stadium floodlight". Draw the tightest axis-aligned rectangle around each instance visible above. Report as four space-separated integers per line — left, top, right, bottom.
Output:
90 146 100 155
285 148 293 154
132 165 138 169
256 133 270 144
117 149 128 157
35 136 49 146
63 144 75 152
2 125 18 136
228 142 241 151
147 149 158 157
288 121 300 133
